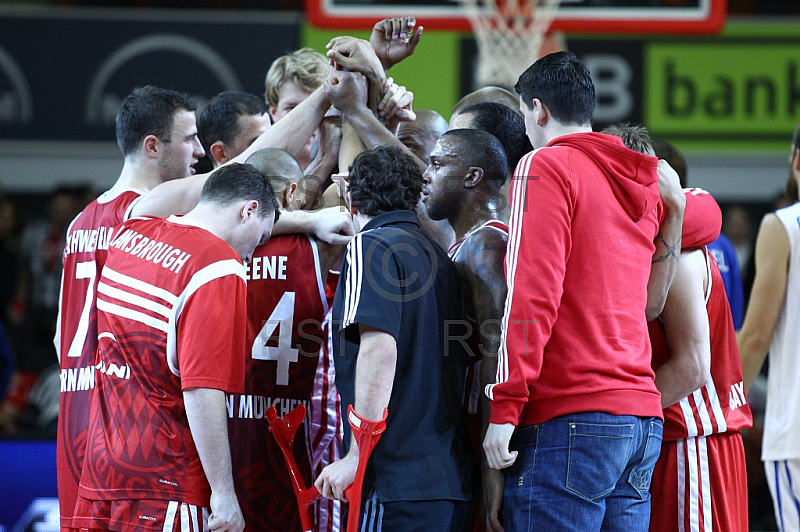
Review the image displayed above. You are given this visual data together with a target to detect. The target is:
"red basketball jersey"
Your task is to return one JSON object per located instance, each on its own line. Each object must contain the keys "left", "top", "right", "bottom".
{"left": 650, "top": 249, "right": 753, "bottom": 441}
{"left": 448, "top": 220, "right": 509, "bottom": 415}
{"left": 78, "top": 215, "right": 246, "bottom": 506}
{"left": 449, "top": 220, "right": 509, "bottom": 532}
{"left": 229, "top": 234, "right": 330, "bottom": 531}
{"left": 55, "top": 188, "right": 143, "bottom": 528}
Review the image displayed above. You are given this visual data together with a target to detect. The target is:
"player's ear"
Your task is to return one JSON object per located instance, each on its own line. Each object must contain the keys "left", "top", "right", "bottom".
{"left": 241, "top": 200, "right": 259, "bottom": 222}
{"left": 347, "top": 191, "right": 357, "bottom": 215}
{"left": 284, "top": 182, "right": 297, "bottom": 207}
{"left": 532, "top": 98, "right": 548, "bottom": 127}
{"left": 209, "top": 142, "right": 227, "bottom": 165}
{"left": 465, "top": 167, "right": 483, "bottom": 188}
{"left": 142, "top": 134, "right": 160, "bottom": 159}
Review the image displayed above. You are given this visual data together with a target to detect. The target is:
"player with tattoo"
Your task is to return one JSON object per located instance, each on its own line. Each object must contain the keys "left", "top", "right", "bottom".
{"left": 421, "top": 128, "right": 509, "bottom": 532}
{"left": 483, "top": 52, "right": 685, "bottom": 531}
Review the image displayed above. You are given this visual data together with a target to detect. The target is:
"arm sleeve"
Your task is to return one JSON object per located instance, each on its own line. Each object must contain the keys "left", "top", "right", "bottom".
{"left": 340, "top": 231, "right": 403, "bottom": 342}
{"left": 178, "top": 273, "right": 247, "bottom": 393}
{"left": 487, "top": 150, "right": 573, "bottom": 425}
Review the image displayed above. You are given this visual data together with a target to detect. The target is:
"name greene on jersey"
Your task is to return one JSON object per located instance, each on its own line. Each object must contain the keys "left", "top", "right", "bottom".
{"left": 244, "top": 255, "right": 288, "bottom": 281}
{"left": 63, "top": 225, "right": 116, "bottom": 257}
{"left": 107, "top": 227, "right": 191, "bottom": 273}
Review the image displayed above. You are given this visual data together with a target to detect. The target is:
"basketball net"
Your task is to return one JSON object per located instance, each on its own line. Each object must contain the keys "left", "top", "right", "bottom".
{"left": 457, "top": 0, "right": 562, "bottom": 88}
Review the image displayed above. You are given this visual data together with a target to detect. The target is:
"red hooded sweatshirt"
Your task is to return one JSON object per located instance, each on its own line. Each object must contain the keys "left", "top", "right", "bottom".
{"left": 487, "top": 132, "right": 665, "bottom": 426}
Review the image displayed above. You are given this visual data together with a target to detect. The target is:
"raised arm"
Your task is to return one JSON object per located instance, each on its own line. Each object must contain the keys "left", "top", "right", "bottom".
{"left": 184, "top": 387, "right": 243, "bottom": 532}
{"left": 369, "top": 16, "right": 423, "bottom": 72}
{"left": 326, "top": 37, "right": 386, "bottom": 112}
{"left": 654, "top": 249, "right": 711, "bottom": 408}
{"left": 296, "top": 114, "right": 342, "bottom": 210}
{"left": 738, "top": 213, "right": 790, "bottom": 390}
{"left": 271, "top": 207, "right": 354, "bottom": 246}
{"left": 647, "top": 159, "right": 686, "bottom": 320}
{"left": 325, "top": 70, "right": 424, "bottom": 172}
{"left": 131, "top": 86, "right": 331, "bottom": 218}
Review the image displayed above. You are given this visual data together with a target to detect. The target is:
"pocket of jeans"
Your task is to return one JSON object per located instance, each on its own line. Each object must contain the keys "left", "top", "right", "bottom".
{"left": 566, "top": 422, "right": 634, "bottom": 500}
{"left": 628, "top": 419, "right": 663, "bottom": 499}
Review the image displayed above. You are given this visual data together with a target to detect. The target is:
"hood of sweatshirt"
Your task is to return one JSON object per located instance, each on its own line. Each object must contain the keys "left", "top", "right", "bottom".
{"left": 549, "top": 132, "right": 659, "bottom": 222}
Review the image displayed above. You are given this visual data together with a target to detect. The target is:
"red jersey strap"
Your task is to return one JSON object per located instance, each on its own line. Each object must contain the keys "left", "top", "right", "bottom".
{"left": 448, "top": 220, "right": 509, "bottom": 259}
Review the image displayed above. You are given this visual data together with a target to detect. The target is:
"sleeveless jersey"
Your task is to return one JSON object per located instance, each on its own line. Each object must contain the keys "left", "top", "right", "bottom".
{"left": 55, "top": 188, "right": 143, "bottom": 528}
{"left": 447, "top": 220, "right": 509, "bottom": 416}
{"left": 79, "top": 215, "right": 247, "bottom": 506}
{"left": 450, "top": 220, "right": 509, "bottom": 532}
{"left": 228, "top": 234, "right": 330, "bottom": 531}
{"left": 649, "top": 248, "right": 753, "bottom": 441}
{"left": 763, "top": 202, "right": 800, "bottom": 460}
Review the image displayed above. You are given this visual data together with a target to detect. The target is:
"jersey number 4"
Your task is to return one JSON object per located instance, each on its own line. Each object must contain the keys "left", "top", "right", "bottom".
{"left": 67, "top": 261, "right": 97, "bottom": 358}
{"left": 251, "top": 292, "right": 299, "bottom": 386}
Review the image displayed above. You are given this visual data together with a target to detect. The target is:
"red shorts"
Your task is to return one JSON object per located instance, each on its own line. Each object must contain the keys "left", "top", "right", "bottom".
{"left": 650, "top": 431, "right": 748, "bottom": 532}
{"left": 73, "top": 496, "right": 208, "bottom": 532}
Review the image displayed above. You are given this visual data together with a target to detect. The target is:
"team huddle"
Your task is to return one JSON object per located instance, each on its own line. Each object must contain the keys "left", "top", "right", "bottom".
{"left": 54, "top": 14, "right": 796, "bottom": 532}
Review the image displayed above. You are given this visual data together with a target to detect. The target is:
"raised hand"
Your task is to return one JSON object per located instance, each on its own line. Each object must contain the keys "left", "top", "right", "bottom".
{"left": 326, "top": 36, "right": 385, "bottom": 84}
{"left": 324, "top": 70, "right": 369, "bottom": 115}
{"left": 379, "top": 77, "right": 415, "bottom": 131}
{"left": 370, "top": 16, "right": 423, "bottom": 71}
{"left": 657, "top": 159, "right": 686, "bottom": 206}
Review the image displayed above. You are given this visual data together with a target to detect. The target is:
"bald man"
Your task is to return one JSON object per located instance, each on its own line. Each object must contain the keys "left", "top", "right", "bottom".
{"left": 396, "top": 109, "right": 448, "bottom": 163}
{"left": 229, "top": 148, "right": 344, "bottom": 532}
{"left": 451, "top": 86, "right": 520, "bottom": 123}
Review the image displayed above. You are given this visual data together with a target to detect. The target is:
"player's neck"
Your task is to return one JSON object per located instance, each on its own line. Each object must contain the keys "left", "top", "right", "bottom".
{"left": 543, "top": 123, "right": 593, "bottom": 146}
{"left": 352, "top": 212, "right": 372, "bottom": 233}
{"left": 183, "top": 203, "right": 224, "bottom": 239}
{"left": 449, "top": 196, "right": 498, "bottom": 242}
{"left": 111, "top": 159, "right": 164, "bottom": 194}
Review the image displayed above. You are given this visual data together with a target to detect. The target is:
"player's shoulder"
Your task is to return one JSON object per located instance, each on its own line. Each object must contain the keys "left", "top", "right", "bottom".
{"left": 456, "top": 223, "right": 508, "bottom": 270}
{"left": 464, "top": 222, "right": 509, "bottom": 251}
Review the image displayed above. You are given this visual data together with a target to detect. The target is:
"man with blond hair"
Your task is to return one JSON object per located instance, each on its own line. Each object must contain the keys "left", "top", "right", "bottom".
{"left": 265, "top": 47, "right": 328, "bottom": 122}
{"left": 264, "top": 47, "right": 332, "bottom": 179}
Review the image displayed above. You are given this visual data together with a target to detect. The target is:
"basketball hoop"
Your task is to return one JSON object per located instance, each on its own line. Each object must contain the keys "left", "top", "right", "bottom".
{"left": 457, "top": 0, "right": 562, "bottom": 88}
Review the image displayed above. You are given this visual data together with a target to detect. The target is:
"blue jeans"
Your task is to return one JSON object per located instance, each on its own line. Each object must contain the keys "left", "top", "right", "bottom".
{"left": 503, "top": 412, "right": 663, "bottom": 532}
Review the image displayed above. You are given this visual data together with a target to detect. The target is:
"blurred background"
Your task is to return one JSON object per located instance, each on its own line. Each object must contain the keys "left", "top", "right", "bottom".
{"left": 0, "top": 0, "right": 794, "bottom": 529}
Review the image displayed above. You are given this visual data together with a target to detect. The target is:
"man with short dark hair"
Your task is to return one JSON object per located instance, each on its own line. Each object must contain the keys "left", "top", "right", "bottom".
{"left": 198, "top": 91, "right": 271, "bottom": 167}
{"left": 448, "top": 101, "right": 533, "bottom": 225}
{"left": 75, "top": 163, "right": 278, "bottom": 532}
{"left": 422, "top": 129, "right": 509, "bottom": 531}
{"left": 483, "top": 52, "right": 680, "bottom": 530}
{"left": 316, "top": 145, "right": 472, "bottom": 531}
{"left": 448, "top": 102, "right": 531, "bottom": 179}
{"left": 55, "top": 85, "right": 205, "bottom": 531}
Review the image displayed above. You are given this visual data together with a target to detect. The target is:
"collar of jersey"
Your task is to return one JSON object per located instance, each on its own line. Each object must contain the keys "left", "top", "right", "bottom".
{"left": 166, "top": 214, "right": 209, "bottom": 231}
{"left": 361, "top": 210, "right": 419, "bottom": 232}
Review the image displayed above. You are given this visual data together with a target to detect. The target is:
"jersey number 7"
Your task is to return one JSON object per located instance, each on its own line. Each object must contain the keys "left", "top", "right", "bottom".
{"left": 66, "top": 261, "right": 97, "bottom": 359}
